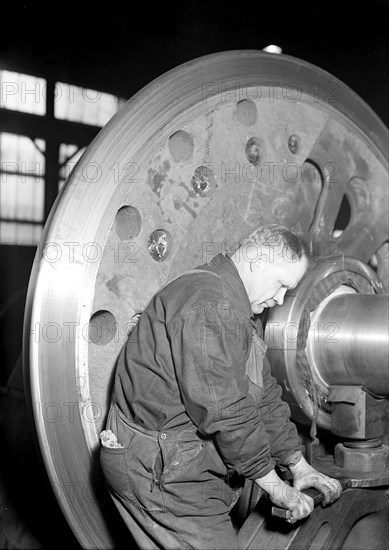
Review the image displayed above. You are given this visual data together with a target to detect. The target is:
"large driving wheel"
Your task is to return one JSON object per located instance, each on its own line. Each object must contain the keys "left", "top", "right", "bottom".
{"left": 23, "top": 50, "right": 388, "bottom": 548}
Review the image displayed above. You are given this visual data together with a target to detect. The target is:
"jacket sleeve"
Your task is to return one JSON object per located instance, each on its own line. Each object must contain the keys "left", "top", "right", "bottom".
{"left": 168, "top": 302, "right": 276, "bottom": 480}
{"left": 258, "top": 355, "right": 304, "bottom": 467}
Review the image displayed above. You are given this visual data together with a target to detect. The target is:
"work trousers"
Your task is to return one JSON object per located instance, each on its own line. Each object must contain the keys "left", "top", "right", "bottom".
{"left": 100, "top": 403, "right": 244, "bottom": 550}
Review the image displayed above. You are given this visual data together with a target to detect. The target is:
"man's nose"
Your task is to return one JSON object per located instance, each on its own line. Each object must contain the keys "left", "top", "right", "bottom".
{"left": 275, "top": 288, "right": 287, "bottom": 305}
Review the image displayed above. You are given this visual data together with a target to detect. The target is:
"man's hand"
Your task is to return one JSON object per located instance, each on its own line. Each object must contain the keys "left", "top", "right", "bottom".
{"left": 255, "top": 469, "right": 314, "bottom": 524}
{"left": 290, "top": 456, "right": 342, "bottom": 506}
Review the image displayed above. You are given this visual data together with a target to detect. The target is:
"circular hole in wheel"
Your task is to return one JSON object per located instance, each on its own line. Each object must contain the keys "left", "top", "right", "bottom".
{"left": 235, "top": 99, "right": 257, "bottom": 127}
{"left": 88, "top": 310, "right": 117, "bottom": 345}
{"left": 115, "top": 206, "right": 142, "bottom": 240}
{"left": 168, "top": 130, "right": 194, "bottom": 162}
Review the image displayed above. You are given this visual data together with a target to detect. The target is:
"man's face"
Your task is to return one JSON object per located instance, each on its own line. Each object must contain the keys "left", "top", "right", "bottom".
{"left": 248, "top": 254, "right": 308, "bottom": 314}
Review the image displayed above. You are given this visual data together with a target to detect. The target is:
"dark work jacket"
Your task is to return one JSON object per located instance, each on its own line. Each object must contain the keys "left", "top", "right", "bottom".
{"left": 113, "top": 254, "right": 303, "bottom": 480}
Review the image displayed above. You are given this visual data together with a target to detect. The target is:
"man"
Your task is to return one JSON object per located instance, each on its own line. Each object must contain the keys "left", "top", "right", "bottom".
{"left": 100, "top": 224, "right": 342, "bottom": 550}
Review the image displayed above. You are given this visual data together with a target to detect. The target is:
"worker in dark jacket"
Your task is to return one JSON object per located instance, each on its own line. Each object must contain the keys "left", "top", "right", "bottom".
{"left": 100, "top": 224, "right": 341, "bottom": 550}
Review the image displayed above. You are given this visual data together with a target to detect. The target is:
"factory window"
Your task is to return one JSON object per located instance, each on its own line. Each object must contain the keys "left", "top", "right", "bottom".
{"left": 1, "top": 69, "right": 126, "bottom": 246}
{"left": 0, "top": 133, "right": 45, "bottom": 245}
{"left": 0, "top": 70, "right": 46, "bottom": 115}
{"left": 58, "top": 144, "right": 87, "bottom": 191}
{"left": 54, "top": 82, "right": 125, "bottom": 126}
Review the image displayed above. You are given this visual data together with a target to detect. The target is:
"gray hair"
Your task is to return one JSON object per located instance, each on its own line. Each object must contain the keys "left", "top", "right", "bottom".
{"left": 241, "top": 223, "right": 311, "bottom": 263}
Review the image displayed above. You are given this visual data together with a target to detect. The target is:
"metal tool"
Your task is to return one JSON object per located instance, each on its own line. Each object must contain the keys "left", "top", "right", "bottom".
{"left": 271, "top": 477, "right": 352, "bottom": 520}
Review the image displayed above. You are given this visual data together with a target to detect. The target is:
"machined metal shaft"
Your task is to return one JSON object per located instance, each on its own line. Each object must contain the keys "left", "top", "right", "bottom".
{"left": 307, "top": 293, "right": 389, "bottom": 396}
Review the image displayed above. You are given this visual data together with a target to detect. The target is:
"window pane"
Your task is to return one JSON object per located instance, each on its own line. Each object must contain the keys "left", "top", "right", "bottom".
{"left": 58, "top": 143, "right": 86, "bottom": 190}
{"left": 0, "top": 221, "right": 42, "bottom": 245}
{"left": 0, "top": 171, "right": 17, "bottom": 218}
{"left": 54, "top": 82, "right": 123, "bottom": 126}
{"left": 59, "top": 143, "right": 86, "bottom": 179}
{"left": 0, "top": 70, "right": 46, "bottom": 115}
{"left": 1, "top": 174, "right": 44, "bottom": 221}
{"left": 1, "top": 132, "right": 46, "bottom": 174}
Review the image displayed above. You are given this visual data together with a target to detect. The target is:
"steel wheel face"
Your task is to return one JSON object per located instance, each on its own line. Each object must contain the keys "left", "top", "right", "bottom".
{"left": 23, "top": 50, "right": 388, "bottom": 547}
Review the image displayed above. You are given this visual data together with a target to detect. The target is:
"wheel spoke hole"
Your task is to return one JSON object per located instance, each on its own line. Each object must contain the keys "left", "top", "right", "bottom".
{"left": 168, "top": 130, "right": 194, "bottom": 162}
{"left": 115, "top": 206, "right": 142, "bottom": 240}
{"left": 88, "top": 310, "right": 117, "bottom": 345}
{"left": 298, "top": 160, "right": 323, "bottom": 231}
{"left": 332, "top": 194, "right": 351, "bottom": 238}
{"left": 235, "top": 99, "right": 257, "bottom": 127}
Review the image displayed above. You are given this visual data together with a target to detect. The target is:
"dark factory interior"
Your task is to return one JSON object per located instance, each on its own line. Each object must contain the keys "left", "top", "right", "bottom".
{"left": 0, "top": 1, "right": 388, "bottom": 549}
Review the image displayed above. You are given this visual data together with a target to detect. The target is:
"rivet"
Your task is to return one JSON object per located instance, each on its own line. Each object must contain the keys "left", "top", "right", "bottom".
{"left": 245, "top": 137, "right": 262, "bottom": 165}
{"left": 192, "top": 166, "right": 216, "bottom": 196}
{"left": 148, "top": 229, "right": 172, "bottom": 262}
{"left": 288, "top": 134, "right": 301, "bottom": 155}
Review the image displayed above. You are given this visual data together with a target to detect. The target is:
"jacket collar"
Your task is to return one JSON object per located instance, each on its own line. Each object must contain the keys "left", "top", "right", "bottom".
{"left": 209, "top": 254, "right": 252, "bottom": 319}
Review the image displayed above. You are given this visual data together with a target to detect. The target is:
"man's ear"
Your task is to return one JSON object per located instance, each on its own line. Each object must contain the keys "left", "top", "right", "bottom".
{"left": 244, "top": 243, "right": 269, "bottom": 270}
{"left": 249, "top": 256, "right": 265, "bottom": 272}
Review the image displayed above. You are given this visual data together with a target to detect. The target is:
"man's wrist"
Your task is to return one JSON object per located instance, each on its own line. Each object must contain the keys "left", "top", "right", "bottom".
{"left": 289, "top": 455, "right": 307, "bottom": 475}
{"left": 254, "top": 468, "right": 285, "bottom": 497}
{"left": 278, "top": 449, "right": 303, "bottom": 472}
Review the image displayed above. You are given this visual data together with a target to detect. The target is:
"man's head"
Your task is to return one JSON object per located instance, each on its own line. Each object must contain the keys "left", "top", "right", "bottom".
{"left": 231, "top": 224, "right": 311, "bottom": 314}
